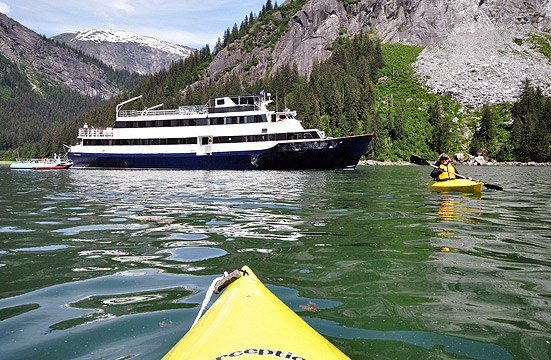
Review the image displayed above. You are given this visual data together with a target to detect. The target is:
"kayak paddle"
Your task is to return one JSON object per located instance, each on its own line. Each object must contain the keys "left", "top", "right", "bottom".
{"left": 410, "top": 155, "right": 503, "bottom": 191}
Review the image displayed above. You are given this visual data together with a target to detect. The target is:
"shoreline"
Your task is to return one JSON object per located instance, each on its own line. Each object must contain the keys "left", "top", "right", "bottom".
{"left": 359, "top": 160, "right": 551, "bottom": 166}
{"left": 2, "top": 160, "right": 550, "bottom": 167}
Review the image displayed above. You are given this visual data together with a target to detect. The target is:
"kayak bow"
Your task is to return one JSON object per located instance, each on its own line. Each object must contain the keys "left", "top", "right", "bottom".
{"left": 162, "top": 266, "right": 350, "bottom": 360}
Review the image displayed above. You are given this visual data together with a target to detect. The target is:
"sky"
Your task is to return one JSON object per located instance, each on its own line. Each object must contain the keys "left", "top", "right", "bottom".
{"left": 0, "top": 0, "right": 268, "bottom": 49}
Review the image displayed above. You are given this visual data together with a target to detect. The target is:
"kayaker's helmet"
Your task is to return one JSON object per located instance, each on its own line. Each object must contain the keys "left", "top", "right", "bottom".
{"left": 437, "top": 153, "right": 451, "bottom": 164}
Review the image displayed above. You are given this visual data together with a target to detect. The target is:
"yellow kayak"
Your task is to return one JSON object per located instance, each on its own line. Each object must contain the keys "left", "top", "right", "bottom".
{"left": 427, "top": 179, "right": 483, "bottom": 193}
{"left": 162, "top": 266, "right": 350, "bottom": 360}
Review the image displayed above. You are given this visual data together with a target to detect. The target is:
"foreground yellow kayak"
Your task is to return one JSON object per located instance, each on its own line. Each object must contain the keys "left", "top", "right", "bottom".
{"left": 163, "top": 266, "right": 350, "bottom": 360}
{"left": 427, "top": 179, "right": 483, "bottom": 193}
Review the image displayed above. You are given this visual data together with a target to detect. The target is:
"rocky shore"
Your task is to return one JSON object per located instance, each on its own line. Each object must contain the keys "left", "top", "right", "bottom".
{"left": 359, "top": 160, "right": 551, "bottom": 166}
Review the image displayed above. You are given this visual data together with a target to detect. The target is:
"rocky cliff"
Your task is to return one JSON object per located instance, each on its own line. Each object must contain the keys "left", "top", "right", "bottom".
{"left": 52, "top": 29, "right": 194, "bottom": 75}
{"left": 0, "top": 13, "right": 119, "bottom": 99}
{"left": 202, "top": 0, "right": 551, "bottom": 107}
{"left": 348, "top": 0, "right": 551, "bottom": 46}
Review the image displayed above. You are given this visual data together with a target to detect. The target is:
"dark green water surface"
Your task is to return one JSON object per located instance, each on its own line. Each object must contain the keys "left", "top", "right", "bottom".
{"left": 0, "top": 165, "right": 550, "bottom": 359}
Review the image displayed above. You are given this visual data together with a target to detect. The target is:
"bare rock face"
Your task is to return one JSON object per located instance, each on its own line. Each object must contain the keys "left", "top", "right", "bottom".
{"left": 201, "top": 0, "right": 551, "bottom": 98}
{"left": 272, "top": 0, "right": 347, "bottom": 77}
{"left": 347, "top": 0, "right": 551, "bottom": 46}
{"left": 0, "top": 14, "right": 119, "bottom": 99}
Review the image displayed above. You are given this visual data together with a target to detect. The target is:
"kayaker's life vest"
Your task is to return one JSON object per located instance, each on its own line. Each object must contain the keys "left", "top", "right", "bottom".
{"left": 438, "top": 163, "right": 456, "bottom": 180}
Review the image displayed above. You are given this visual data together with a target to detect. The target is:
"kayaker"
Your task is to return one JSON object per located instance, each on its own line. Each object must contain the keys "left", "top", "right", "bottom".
{"left": 431, "top": 153, "right": 470, "bottom": 181}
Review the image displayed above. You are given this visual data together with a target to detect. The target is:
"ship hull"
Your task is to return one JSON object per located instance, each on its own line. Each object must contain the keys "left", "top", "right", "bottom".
{"left": 69, "top": 134, "right": 372, "bottom": 170}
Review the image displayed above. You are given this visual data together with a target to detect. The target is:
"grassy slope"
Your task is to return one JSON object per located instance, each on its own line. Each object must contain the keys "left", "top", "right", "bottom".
{"left": 374, "top": 43, "right": 512, "bottom": 161}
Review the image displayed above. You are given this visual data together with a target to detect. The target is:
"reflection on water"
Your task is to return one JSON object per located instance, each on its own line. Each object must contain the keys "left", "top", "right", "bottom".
{"left": 0, "top": 166, "right": 550, "bottom": 359}
{"left": 436, "top": 194, "right": 482, "bottom": 224}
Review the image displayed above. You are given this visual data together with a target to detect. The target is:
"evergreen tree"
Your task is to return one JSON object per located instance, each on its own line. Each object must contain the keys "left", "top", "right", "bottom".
{"left": 369, "top": 110, "right": 384, "bottom": 159}
{"left": 470, "top": 104, "right": 495, "bottom": 156}
{"left": 429, "top": 100, "right": 449, "bottom": 154}
{"left": 510, "top": 80, "right": 548, "bottom": 162}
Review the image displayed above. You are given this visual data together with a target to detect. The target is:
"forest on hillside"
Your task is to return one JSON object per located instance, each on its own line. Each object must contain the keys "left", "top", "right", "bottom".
{"left": 0, "top": 37, "right": 145, "bottom": 160}
{"left": 0, "top": 53, "right": 104, "bottom": 154}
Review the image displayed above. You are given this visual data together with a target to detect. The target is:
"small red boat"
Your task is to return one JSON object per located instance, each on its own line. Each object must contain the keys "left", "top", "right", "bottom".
{"left": 10, "top": 157, "right": 73, "bottom": 170}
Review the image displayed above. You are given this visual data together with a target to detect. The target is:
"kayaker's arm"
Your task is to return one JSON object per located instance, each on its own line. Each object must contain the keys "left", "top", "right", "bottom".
{"left": 430, "top": 167, "right": 443, "bottom": 179}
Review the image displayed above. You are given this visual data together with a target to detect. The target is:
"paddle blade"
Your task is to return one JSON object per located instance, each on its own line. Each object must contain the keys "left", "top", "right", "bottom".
{"left": 410, "top": 155, "right": 430, "bottom": 166}
{"left": 483, "top": 183, "right": 503, "bottom": 191}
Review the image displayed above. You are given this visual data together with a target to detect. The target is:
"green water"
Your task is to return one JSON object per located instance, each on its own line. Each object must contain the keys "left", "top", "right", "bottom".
{"left": 0, "top": 165, "right": 550, "bottom": 359}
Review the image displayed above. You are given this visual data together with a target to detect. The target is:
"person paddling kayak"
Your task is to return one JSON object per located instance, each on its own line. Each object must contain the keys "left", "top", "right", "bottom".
{"left": 430, "top": 153, "right": 471, "bottom": 181}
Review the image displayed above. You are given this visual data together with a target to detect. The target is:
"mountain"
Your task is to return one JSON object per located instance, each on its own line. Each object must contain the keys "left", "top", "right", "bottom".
{"left": 202, "top": 0, "right": 551, "bottom": 107}
{"left": 0, "top": 13, "right": 146, "bottom": 154}
{"left": 0, "top": 13, "right": 120, "bottom": 99}
{"left": 52, "top": 29, "right": 194, "bottom": 75}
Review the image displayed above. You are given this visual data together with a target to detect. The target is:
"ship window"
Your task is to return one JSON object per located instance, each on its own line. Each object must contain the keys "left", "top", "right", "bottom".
{"left": 217, "top": 99, "right": 224, "bottom": 106}
{"left": 197, "top": 118, "right": 208, "bottom": 126}
{"left": 189, "top": 119, "right": 196, "bottom": 126}
{"left": 215, "top": 118, "right": 224, "bottom": 125}
{"left": 246, "top": 116, "right": 255, "bottom": 123}
{"left": 138, "top": 122, "right": 146, "bottom": 128}
{"left": 163, "top": 120, "right": 171, "bottom": 127}
{"left": 229, "top": 117, "right": 238, "bottom": 124}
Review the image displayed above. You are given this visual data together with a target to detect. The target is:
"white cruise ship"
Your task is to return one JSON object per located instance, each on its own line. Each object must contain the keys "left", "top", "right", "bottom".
{"left": 68, "top": 93, "right": 372, "bottom": 170}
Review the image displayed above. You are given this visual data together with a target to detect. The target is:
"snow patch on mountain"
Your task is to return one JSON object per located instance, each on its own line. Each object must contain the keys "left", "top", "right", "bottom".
{"left": 71, "top": 29, "right": 192, "bottom": 58}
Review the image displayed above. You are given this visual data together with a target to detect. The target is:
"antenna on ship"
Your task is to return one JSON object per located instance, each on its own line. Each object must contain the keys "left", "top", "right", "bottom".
{"left": 143, "top": 103, "right": 164, "bottom": 115}
{"left": 116, "top": 95, "right": 143, "bottom": 118}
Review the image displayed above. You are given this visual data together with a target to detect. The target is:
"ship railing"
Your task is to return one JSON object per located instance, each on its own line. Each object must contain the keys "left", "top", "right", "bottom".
{"left": 117, "top": 105, "right": 208, "bottom": 118}
{"left": 78, "top": 127, "right": 114, "bottom": 138}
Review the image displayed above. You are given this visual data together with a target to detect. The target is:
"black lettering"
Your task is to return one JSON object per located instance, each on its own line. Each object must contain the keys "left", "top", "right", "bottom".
{"left": 211, "top": 349, "right": 306, "bottom": 360}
